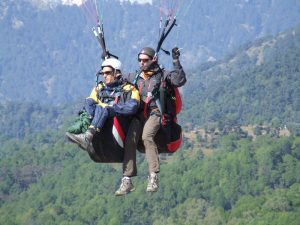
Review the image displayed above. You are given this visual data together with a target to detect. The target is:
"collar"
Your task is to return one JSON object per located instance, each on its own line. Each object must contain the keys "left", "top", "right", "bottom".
{"left": 105, "top": 79, "right": 123, "bottom": 88}
{"left": 140, "top": 71, "right": 154, "bottom": 79}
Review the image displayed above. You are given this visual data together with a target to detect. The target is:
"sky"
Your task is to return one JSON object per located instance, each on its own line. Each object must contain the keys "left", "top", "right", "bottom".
{"left": 60, "top": 0, "right": 152, "bottom": 6}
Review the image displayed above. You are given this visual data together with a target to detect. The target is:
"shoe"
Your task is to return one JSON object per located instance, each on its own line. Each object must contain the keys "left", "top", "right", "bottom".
{"left": 115, "top": 177, "right": 135, "bottom": 196}
{"left": 65, "top": 130, "right": 93, "bottom": 150}
{"left": 146, "top": 172, "right": 159, "bottom": 192}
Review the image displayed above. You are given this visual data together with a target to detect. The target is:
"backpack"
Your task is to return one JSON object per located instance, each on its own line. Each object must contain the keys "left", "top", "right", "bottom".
{"left": 158, "top": 79, "right": 183, "bottom": 153}
{"left": 132, "top": 68, "right": 183, "bottom": 154}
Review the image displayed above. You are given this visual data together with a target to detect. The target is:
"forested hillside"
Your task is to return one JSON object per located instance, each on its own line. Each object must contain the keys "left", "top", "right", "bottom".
{"left": 1, "top": 0, "right": 300, "bottom": 105}
{"left": 0, "top": 101, "right": 74, "bottom": 138}
{"left": 0, "top": 126, "right": 299, "bottom": 224}
{"left": 0, "top": 1, "right": 300, "bottom": 224}
{"left": 181, "top": 24, "right": 300, "bottom": 130}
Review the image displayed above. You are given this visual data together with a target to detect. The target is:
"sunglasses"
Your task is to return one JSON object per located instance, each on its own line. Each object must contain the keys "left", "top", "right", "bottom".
{"left": 101, "top": 70, "right": 114, "bottom": 76}
{"left": 138, "top": 58, "right": 151, "bottom": 63}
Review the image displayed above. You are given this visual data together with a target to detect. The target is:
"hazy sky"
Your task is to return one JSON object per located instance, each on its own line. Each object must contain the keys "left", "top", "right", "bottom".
{"left": 60, "top": 0, "right": 152, "bottom": 6}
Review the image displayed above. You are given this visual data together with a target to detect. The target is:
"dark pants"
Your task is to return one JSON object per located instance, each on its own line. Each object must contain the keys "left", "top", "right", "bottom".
{"left": 85, "top": 98, "right": 96, "bottom": 118}
{"left": 85, "top": 98, "right": 110, "bottom": 130}
{"left": 91, "top": 106, "right": 109, "bottom": 130}
{"left": 123, "top": 118, "right": 142, "bottom": 177}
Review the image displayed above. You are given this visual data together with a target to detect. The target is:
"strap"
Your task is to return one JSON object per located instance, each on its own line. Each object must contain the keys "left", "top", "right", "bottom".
{"left": 159, "top": 79, "right": 167, "bottom": 115}
{"left": 112, "top": 95, "right": 125, "bottom": 148}
{"left": 143, "top": 95, "right": 150, "bottom": 119}
{"left": 133, "top": 70, "right": 142, "bottom": 85}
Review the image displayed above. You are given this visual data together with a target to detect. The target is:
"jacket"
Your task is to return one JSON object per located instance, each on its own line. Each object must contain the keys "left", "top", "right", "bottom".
{"left": 125, "top": 59, "right": 186, "bottom": 116}
{"left": 87, "top": 79, "right": 140, "bottom": 116}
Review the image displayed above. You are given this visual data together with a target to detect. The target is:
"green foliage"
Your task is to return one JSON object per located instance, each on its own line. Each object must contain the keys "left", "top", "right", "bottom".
{"left": 0, "top": 100, "right": 82, "bottom": 138}
{"left": 1, "top": 127, "right": 300, "bottom": 224}
{"left": 2, "top": 1, "right": 300, "bottom": 105}
{"left": 181, "top": 24, "right": 300, "bottom": 129}
{"left": 1, "top": 2, "right": 300, "bottom": 224}
{"left": 67, "top": 111, "right": 91, "bottom": 134}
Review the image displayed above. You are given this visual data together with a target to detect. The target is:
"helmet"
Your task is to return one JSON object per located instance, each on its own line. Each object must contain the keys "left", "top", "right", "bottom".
{"left": 101, "top": 58, "right": 122, "bottom": 71}
{"left": 138, "top": 47, "right": 155, "bottom": 59}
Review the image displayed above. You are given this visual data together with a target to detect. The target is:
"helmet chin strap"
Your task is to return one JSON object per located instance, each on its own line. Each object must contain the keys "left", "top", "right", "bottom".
{"left": 115, "top": 73, "right": 122, "bottom": 79}
{"left": 113, "top": 68, "right": 122, "bottom": 79}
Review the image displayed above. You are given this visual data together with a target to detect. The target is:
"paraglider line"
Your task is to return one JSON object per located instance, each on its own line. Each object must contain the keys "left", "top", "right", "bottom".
{"left": 81, "top": 0, "right": 100, "bottom": 25}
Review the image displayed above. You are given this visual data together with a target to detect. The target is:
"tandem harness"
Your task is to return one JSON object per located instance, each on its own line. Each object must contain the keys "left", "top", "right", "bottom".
{"left": 133, "top": 68, "right": 182, "bottom": 120}
{"left": 96, "top": 82, "right": 133, "bottom": 148}
{"left": 96, "top": 82, "right": 132, "bottom": 106}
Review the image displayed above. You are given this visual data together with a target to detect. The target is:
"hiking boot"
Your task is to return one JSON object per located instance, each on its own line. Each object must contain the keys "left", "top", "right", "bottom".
{"left": 146, "top": 172, "right": 159, "bottom": 192}
{"left": 115, "top": 177, "right": 135, "bottom": 196}
{"left": 65, "top": 130, "right": 94, "bottom": 150}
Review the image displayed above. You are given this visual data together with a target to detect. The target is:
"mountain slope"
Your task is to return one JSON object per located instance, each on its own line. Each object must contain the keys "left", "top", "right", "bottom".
{"left": 181, "top": 25, "right": 300, "bottom": 129}
{"left": 1, "top": 0, "right": 300, "bottom": 104}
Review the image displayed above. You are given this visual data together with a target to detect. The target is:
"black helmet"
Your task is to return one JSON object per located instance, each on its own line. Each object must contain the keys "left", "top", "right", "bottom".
{"left": 138, "top": 47, "right": 155, "bottom": 59}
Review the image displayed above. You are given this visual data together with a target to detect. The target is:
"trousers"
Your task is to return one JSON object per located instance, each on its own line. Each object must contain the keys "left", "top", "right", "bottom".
{"left": 142, "top": 113, "right": 161, "bottom": 173}
{"left": 123, "top": 118, "right": 142, "bottom": 177}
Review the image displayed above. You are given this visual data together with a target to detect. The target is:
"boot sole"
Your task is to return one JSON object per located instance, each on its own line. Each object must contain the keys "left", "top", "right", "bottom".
{"left": 115, "top": 188, "right": 136, "bottom": 196}
{"left": 146, "top": 188, "right": 158, "bottom": 192}
{"left": 146, "top": 185, "right": 159, "bottom": 192}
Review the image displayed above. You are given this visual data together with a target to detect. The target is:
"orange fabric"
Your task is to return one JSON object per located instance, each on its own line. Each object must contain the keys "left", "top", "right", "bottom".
{"left": 142, "top": 71, "right": 154, "bottom": 80}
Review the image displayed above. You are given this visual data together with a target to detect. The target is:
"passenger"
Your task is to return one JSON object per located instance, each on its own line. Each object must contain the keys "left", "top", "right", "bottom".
{"left": 66, "top": 58, "right": 140, "bottom": 195}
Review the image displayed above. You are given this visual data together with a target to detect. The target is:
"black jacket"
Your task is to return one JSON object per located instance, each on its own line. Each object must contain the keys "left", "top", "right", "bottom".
{"left": 125, "top": 59, "right": 186, "bottom": 114}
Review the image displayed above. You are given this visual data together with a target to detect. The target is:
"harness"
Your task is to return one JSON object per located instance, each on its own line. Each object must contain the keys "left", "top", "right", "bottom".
{"left": 96, "top": 81, "right": 132, "bottom": 105}
{"left": 133, "top": 67, "right": 182, "bottom": 123}
{"left": 133, "top": 67, "right": 164, "bottom": 118}
{"left": 96, "top": 81, "right": 133, "bottom": 149}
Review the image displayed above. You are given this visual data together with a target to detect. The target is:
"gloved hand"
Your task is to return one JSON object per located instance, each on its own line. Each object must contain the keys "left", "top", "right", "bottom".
{"left": 172, "top": 47, "right": 180, "bottom": 60}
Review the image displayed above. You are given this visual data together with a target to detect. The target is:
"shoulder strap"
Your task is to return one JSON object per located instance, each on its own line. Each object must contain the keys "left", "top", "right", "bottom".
{"left": 96, "top": 81, "right": 105, "bottom": 90}
{"left": 120, "top": 81, "right": 132, "bottom": 91}
{"left": 133, "top": 70, "right": 142, "bottom": 85}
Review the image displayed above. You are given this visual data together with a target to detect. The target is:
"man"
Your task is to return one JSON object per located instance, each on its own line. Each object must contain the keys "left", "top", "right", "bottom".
{"left": 126, "top": 46, "right": 186, "bottom": 192}
{"left": 66, "top": 57, "right": 140, "bottom": 195}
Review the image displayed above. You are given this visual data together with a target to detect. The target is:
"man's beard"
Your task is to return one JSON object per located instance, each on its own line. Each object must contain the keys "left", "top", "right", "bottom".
{"left": 141, "top": 61, "right": 156, "bottom": 71}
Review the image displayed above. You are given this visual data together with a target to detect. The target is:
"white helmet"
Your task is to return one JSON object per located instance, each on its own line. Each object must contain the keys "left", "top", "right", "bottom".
{"left": 101, "top": 58, "right": 122, "bottom": 71}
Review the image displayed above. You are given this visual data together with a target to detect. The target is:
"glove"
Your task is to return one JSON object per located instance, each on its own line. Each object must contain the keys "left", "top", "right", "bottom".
{"left": 172, "top": 47, "right": 180, "bottom": 60}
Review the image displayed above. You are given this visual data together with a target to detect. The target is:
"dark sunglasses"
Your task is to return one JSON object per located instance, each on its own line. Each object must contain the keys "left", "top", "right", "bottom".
{"left": 101, "top": 70, "right": 114, "bottom": 76}
{"left": 138, "top": 58, "right": 151, "bottom": 63}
